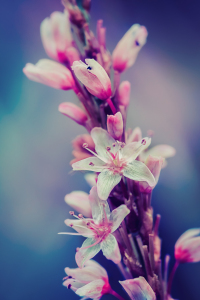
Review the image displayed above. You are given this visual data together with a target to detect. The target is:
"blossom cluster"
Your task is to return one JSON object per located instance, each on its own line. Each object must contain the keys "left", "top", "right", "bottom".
{"left": 23, "top": 1, "right": 200, "bottom": 299}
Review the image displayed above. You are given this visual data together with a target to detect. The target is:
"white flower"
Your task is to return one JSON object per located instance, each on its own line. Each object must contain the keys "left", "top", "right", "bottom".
{"left": 63, "top": 260, "right": 111, "bottom": 300}
{"left": 72, "top": 127, "right": 155, "bottom": 200}
{"left": 59, "top": 186, "right": 130, "bottom": 267}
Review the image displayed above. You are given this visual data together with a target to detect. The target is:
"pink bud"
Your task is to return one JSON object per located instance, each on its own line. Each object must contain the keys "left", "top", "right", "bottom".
{"left": 118, "top": 81, "right": 131, "bottom": 106}
{"left": 119, "top": 276, "right": 156, "bottom": 300}
{"left": 40, "top": 10, "right": 74, "bottom": 63}
{"left": 112, "top": 24, "right": 148, "bottom": 73}
{"left": 175, "top": 228, "right": 200, "bottom": 263}
{"left": 64, "top": 191, "right": 92, "bottom": 218}
{"left": 107, "top": 112, "right": 123, "bottom": 140}
{"left": 58, "top": 102, "right": 88, "bottom": 126}
{"left": 23, "top": 59, "right": 75, "bottom": 90}
{"left": 72, "top": 59, "right": 112, "bottom": 100}
{"left": 139, "top": 155, "right": 163, "bottom": 193}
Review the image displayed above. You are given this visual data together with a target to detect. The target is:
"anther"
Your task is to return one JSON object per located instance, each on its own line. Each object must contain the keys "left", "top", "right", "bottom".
{"left": 78, "top": 214, "right": 83, "bottom": 219}
{"left": 87, "top": 66, "right": 92, "bottom": 70}
{"left": 86, "top": 222, "right": 91, "bottom": 226}
{"left": 69, "top": 211, "right": 75, "bottom": 215}
{"left": 141, "top": 139, "right": 146, "bottom": 145}
{"left": 135, "top": 40, "right": 140, "bottom": 46}
{"left": 106, "top": 146, "right": 111, "bottom": 151}
{"left": 112, "top": 143, "right": 116, "bottom": 147}
{"left": 76, "top": 247, "right": 80, "bottom": 252}
{"left": 83, "top": 143, "right": 88, "bottom": 148}
{"left": 69, "top": 223, "right": 73, "bottom": 227}
{"left": 89, "top": 162, "right": 94, "bottom": 166}
{"left": 68, "top": 284, "right": 72, "bottom": 289}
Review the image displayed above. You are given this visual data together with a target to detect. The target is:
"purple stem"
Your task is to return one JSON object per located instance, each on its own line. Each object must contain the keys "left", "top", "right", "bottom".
{"left": 109, "top": 289, "right": 126, "bottom": 300}
{"left": 107, "top": 97, "right": 117, "bottom": 114}
{"left": 167, "top": 260, "right": 179, "bottom": 296}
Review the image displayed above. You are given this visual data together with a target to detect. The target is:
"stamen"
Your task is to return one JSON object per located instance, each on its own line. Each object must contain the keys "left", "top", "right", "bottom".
{"left": 89, "top": 162, "right": 94, "bottom": 166}
{"left": 78, "top": 214, "right": 83, "bottom": 219}
{"left": 80, "top": 237, "right": 102, "bottom": 250}
{"left": 69, "top": 211, "right": 74, "bottom": 215}
{"left": 83, "top": 143, "right": 88, "bottom": 148}
{"left": 141, "top": 139, "right": 146, "bottom": 145}
{"left": 106, "top": 146, "right": 111, "bottom": 151}
{"left": 83, "top": 145, "right": 107, "bottom": 163}
{"left": 68, "top": 284, "right": 72, "bottom": 289}
{"left": 87, "top": 66, "right": 92, "bottom": 70}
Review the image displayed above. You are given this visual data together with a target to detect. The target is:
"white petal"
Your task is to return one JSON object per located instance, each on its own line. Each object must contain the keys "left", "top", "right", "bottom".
{"left": 91, "top": 128, "right": 118, "bottom": 162}
{"left": 65, "top": 260, "right": 108, "bottom": 283}
{"left": 64, "top": 219, "right": 94, "bottom": 237}
{"left": 101, "top": 234, "right": 121, "bottom": 264}
{"left": 123, "top": 160, "right": 155, "bottom": 187}
{"left": 111, "top": 205, "right": 130, "bottom": 233}
{"left": 122, "top": 137, "right": 151, "bottom": 162}
{"left": 143, "top": 144, "right": 176, "bottom": 160}
{"left": 76, "top": 279, "right": 105, "bottom": 298}
{"left": 89, "top": 187, "right": 110, "bottom": 223}
{"left": 72, "top": 157, "right": 106, "bottom": 172}
{"left": 97, "top": 169, "right": 121, "bottom": 200}
{"left": 65, "top": 191, "right": 92, "bottom": 218}
{"left": 75, "top": 238, "right": 101, "bottom": 268}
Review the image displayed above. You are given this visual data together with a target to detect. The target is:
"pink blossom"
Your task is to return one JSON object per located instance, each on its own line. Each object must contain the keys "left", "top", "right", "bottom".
{"left": 72, "top": 128, "right": 155, "bottom": 200}
{"left": 40, "top": 10, "right": 79, "bottom": 63}
{"left": 59, "top": 186, "right": 130, "bottom": 267}
{"left": 112, "top": 24, "right": 148, "bottom": 73}
{"left": 23, "top": 59, "right": 75, "bottom": 90}
{"left": 65, "top": 191, "right": 92, "bottom": 218}
{"left": 107, "top": 112, "right": 123, "bottom": 140}
{"left": 119, "top": 276, "right": 156, "bottom": 300}
{"left": 118, "top": 81, "right": 131, "bottom": 107}
{"left": 58, "top": 102, "right": 88, "bottom": 126}
{"left": 72, "top": 59, "right": 112, "bottom": 100}
{"left": 63, "top": 260, "right": 111, "bottom": 299}
{"left": 175, "top": 228, "right": 200, "bottom": 263}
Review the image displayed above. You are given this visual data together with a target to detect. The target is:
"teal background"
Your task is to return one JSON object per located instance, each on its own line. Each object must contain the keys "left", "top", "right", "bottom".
{"left": 0, "top": 0, "right": 200, "bottom": 299}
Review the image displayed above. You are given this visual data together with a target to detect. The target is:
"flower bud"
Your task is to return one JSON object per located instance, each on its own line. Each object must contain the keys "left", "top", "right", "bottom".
{"left": 23, "top": 59, "right": 75, "bottom": 90}
{"left": 72, "top": 59, "right": 112, "bottom": 100}
{"left": 58, "top": 102, "right": 88, "bottom": 126}
{"left": 112, "top": 24, "right": 148, "bottom": 73}
{"left": 40, "top": 10, "right": 74, "bottom": 63}
{"left": 175, "top": 228, "right": 200, "bottom": 263}
{"left": 118, "top": 81, "right": 131, "bottom": 107}
{"left": 107, "top": 112, "right": 123, "bottom": 140}
{"left": 139, "top": 155, "right": 163, "bottom": 193}
{"left": 119, "top": 276, "right": 156, "bottom": 300}
{"left": 65, "top": 191, "right": 92, "bottom": 218}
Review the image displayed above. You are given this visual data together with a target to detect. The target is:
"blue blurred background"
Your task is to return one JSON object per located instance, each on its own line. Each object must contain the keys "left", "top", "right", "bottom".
{"left": 0, "top": 0, "right": 200, "bottom": 299}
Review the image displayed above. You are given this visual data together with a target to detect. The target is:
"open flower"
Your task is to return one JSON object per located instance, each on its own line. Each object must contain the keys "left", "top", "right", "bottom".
{"left": 119, "top": 276, "right": 156, "bottom": 300}
{"left": 175, "top": 228, "right": 200, "bottom": 263}
{"left": 63, "top": 260, "right": 111, "bottom": 300}
{"left": 112, "top": 24, "right": 148, "bottom": 73}
{"left": 59, "top": 186, "right": 130, "bottom": 267}
{"left": 72, "top": 127, "right": 155, "bottom": 200}
{"left": 23, "top": 59, "right": 75, "bottom": 90}
{"left": 72, "top": 59, "right": 112, "bottom": 100}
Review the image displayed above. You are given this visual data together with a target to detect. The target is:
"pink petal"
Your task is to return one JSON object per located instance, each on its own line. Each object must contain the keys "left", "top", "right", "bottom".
{"left": 58, "top": 102, "right": 88, "bottom": 126}
{"left": 64, "top": 191, "right": 92, "bottom": 218}
{"left": 23, "top": 59, "right": 74, "bottom": 90}
{"left": 118, "top": 81, "right": 131, "bottom": 107}
{"left": 119, "top": 277, "right": 156, "bottom": 300}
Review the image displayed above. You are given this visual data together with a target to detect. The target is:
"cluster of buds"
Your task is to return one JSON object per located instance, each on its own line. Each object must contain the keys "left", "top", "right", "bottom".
{"left": 23, "top": 1, "right": 199, "bottom": 300}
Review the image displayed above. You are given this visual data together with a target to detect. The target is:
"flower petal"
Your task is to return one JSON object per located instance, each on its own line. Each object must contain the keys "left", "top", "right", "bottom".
{"left": 101, "top": 234, "right": 121, "bottom": 264}
{"left": 64, "top": 219, "right": 94, "bottom": 237}
{"left": 64, "top": 191, "right": 92, "bottom": 218}
{"left": 75, "top": 237, "right": 101, "bottom": 268}
{"left": 127, "top": 126, "right": 142, "bottom": 143}
{"left": 143, "top": 144, "right": 176, "bottom": 160}
{"left": 111, "top": 205, "right": 130, "bottom": 233}
{"left": 119, "top": 276, "right": 156, "bottom": 300}
{"left": 72, "top": 157, "right": 106, "bottom": 172}
{"left": 89, "top": 186, "right": 110, "bottom": 223}
{"left": 97, "top": 169, "right": 121, "bottom": 200}
{"left": 122, "top": 137, "right": 151, "bottom": 162}
{"left": 64, "top": 260, "right": 108, "bottom": 283}
{"left": 123, "top": 160, "right": 155, "bottom": 187}
{"left": 84, "top": 173, "right": 97, "bottom": 187}
{"left": 76, "top": 279, "right": 106, "bottom": 299}
{"left": 91, "top": 127, "right": 118, "bottom": 162}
